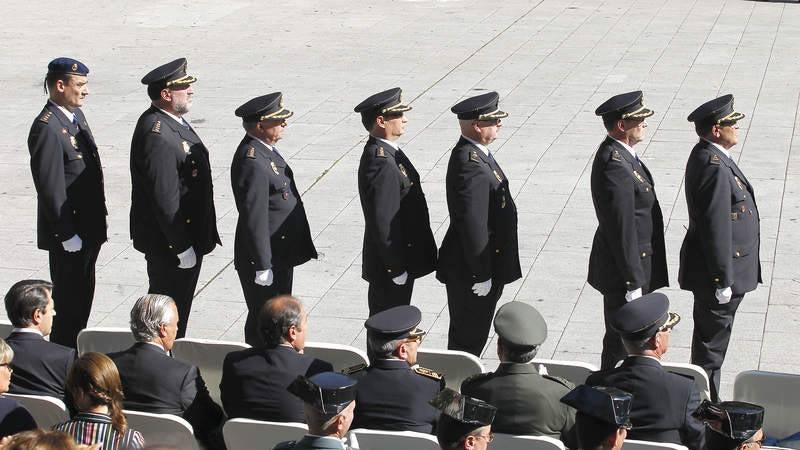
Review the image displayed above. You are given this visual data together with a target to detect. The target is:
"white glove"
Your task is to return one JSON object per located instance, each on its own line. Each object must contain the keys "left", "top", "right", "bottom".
{"left": 61, "top": 234, "right": 83, "bottom": 252}
{"left": 177, "top": 247, "right": 197, "bottom": 269}
{"left": 625, "top": 288, "right": 642, "bottom": 302}
{"left": 392, "top": 271, "right": 408, "bottom": 286}
{"left": 537, "top": 364, "right": 549, "bottom": 376}
{"left": 715, "top": 286, "right": 732, "bottom": 304}
{"left": 255, "top": 269, "right": 274, "bottom": 286}
{"left": 472, "top": 279, "right": 492, "bottom": 297}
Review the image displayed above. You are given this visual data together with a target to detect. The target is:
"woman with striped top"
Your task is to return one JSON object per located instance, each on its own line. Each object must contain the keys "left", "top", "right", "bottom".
{"left": 53, "top": 352, "right": 145, "bottom": 450}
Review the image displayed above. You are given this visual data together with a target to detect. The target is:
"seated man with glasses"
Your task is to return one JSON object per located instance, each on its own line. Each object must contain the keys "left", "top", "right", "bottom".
{"left": 561, "top": 385, "right": 633, "bottom": 450}
{"left": 586, "top": 292, "right": 705, "bottom": 450}
{"left": 693, "top": 400, "right": 765, "bottom": 450}
{"left": 430, "top": 388, "right": 497, "bottom": 450}
{"left": 347, "top": 305, "right": 444, "bottom": 433}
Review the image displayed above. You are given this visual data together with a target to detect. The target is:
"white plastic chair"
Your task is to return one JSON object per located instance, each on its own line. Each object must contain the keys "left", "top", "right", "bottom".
{"left": 623, "top": 439, "right": 688, "bottom": 450}
{"left": 77, "top": 327, "right": 136, "bottom": 355}
{"left": 4, "top": 393, "right": 68, "bottom": 429}
{"left": 124, "top": 409, "right": 198, "bottom": 450}
{"left": 171, "top": 338, "right": 250, "bottom": 406}
{"left": 662, "top": 362, "right": 711, "bottom": 401}
{"left": 416, "top": 348, "right": 486, "bottom": 389}
{"left": 734, "top": 370, "right": 800, "bottom": 439}
{"left": 223, "top": 418, "right": 308, "bottom": 450}
{"left": 0, "top": 320, "right": 13, "bottom": 337}
{"left": 529, "top": 358, "right": 599, "bottom": 385}
{"left": 349, "top": 428, "right": 440, "bottom": 450}
{"left": 303, "top": 341, "right": 369, "bottom": 373}
{"left": 492, "top": 434, "right": 566, "bottom": 450}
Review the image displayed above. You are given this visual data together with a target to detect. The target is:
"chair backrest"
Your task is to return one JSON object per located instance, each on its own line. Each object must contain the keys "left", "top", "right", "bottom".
{"left": 171, "top": 338, "right": 250, "bottom": 406}
{"left": 0, "top": 320, "right": 13, "bottom": 338}
{"left": 124, "top": 409, "right": 198, "bottom": 450}
{"left": 661, "top": 362, "right": 711, "bottom": 401}
{"left": 492, "top": 434, "right": 566, "bottom": 450}
{"left": 349, "top": 428, "right": 440, "bottom": 450}
{"left": 223, "top": 418, "right": 308, "bottom": 450}
{"left": 624, "top": 439, "right": 689, "bottom": 450}
{"left": 4, "top": 393, "right": 68, "bottom": 429}
{"left": 77, "top": 327, "right": 136, "bottom": 355}
{"left": 416, "top": 348, "right": 486, "bottom": 389}
{"left": 529, "top": 358, "right": 599, "bottom": 385}
{"left": 734, "top": 370, "right": 800, "bottom": 439}
{"left": 303, "top": 341, "right": 369, "bottom": 373}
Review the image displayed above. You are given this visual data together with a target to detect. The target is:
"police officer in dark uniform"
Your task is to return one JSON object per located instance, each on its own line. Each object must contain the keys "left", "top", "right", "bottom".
{"left": 129, "top": 58, "right": 220, "bottom": 338}
{"left": 354, "top": 88, "right": 437, "bottom": 316}
{"left": 692, "top": 400, "right": 765, "bottom": 450}
{"left": 680, "top": 94, "right": 760, "bottom": 402}
{"left": 461, "top": 301, "right": 577, "bottom": 446}
{"left": 231, "top": 93, "right": 317, "bottom": 346}
{"left": 347, "top": 305, "right": 445, "bottom": 433}
{"left": 429, "top": 388, "right": 497, "bottom": 450}
{"left": 560, "top": 385, "right": 633, "bottom": 450}
{"left": 589, "top": 91, "right": 669, "bottom": 370}
{"left": 437, "top": 92, "right": 521, "bottom": 357}
{"left": 27, "top": 58, "right": 107, "bottom": 348}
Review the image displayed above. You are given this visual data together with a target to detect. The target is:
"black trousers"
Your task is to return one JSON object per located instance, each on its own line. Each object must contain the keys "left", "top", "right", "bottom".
{"left": 446, "top": 281, "right": 504, "bottom": 357}
{"left": 367, "top": 279, "right": 415, "bottom": 317}
{"left": 48, "top": 242, "right": 102, "bottom": 348}
{"left": 237, "top": 266, "right": 294, "bottom": 347}
{"left": 691, "top": 288, "right": 745, "bottom": 402}
{"left": 146, "top": 253, "right": 203, "bottom": 339}
{"left": 601, "top": 292, "right": 628, "bottom": 370}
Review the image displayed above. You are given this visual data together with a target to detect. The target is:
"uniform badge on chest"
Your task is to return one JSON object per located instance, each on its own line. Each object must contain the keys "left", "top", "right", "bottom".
{"left": 271, "top": 161, "right": 280, "bottom": 175}
{"left": 632, "top": 170, "right": 644, "bottom": 183}
{"left": 493, "top": 170, "right": 503, "bottom": 182}
{"left": 734, "top": 176, "right": 745, "bottom": 190}
{"left": 182, "top": 141, "right": 191, "bottom": 154}
{"left": 69, "top": 135, "right": 78, "bottom": 149}
{"left": 398, "top": 163, "right": 408, "bottom": 178}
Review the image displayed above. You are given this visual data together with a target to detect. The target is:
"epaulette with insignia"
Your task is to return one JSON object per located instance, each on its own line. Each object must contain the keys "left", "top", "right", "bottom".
{"left": 469, "top": 150, "right": 481, "bottom": 163}
{"left": 342, "top": 363, "right": 367, "bottom": 375}
{"left": 709, "top": 154, "right": 721, "bottom": 165}
{"left": 151, "top": 120, "right": 162, "bottom": 134}
{"left": 543, "top": 374, "right": 575, "bottom": 389}
{"left": 39, "top": 111, "right": 53, "bottom": 123}
{"left": 376, "top": 146, "right": 387, "bottom": 158}
{"left": 611, "top": 149, "right": 622, "bottom": 161}
{"left": 245, "top": 146, "right": 256, "bottom": 159}
{"left": 414, "top": 366, "right": 443, "bottom": 381}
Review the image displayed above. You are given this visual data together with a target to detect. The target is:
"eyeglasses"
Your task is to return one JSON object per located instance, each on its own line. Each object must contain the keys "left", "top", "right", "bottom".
{"left": 746, "top": 437, "right": 765, "bottom": 447}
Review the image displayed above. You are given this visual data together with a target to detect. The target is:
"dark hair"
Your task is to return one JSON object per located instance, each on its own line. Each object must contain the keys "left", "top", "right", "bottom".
{"left": 147, "top": 83, "right": 165, "bottom": 101}
{"left": 498, "top": 337, "right": 538, "bottom": 363}
{"left": 4, "top": 279, "right": 53, "bottom": 328}
{"left": 67, "top": 352, "right": 129, "bottom": 438}
{"left": 695, "top": 121, "right": 715, "bottom": 137}
{"left": 602, "top": 115, "right": 619, "bottom": 132}
{"left": 259, "top": 295, "right": 304, "bottom": 347}
{"left": 361, "top": 111, "right": 378, "bottom": 131}
{"left": 576, "top": 412, "right": 620, "bottom": 450}
{"left": 43, "top": 73, "right": 77, "bottom": 95}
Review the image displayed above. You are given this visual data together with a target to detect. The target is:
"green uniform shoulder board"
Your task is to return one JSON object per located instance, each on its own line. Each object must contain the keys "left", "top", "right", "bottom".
{"left": 151, "top": 120, "right": 162, "bottom": 134}
{"left": 245, "top": 146, "right": 256, "bottom": 159}
{"left": 709, "top": 154, "right": 721, "bottom": 165}
{"left": 414, "top": 366, "right": 443, "bottom": 381}
{"left": 39, "top": 111, "right": 53, "bottom": 123}
{"left": 611, "top": 149, "right": 622, "bottom": 161}
{"left": 469, "top": 150, "right": 481, "bottom": 163}
{"left": 376, "top": 146, "right": 387, "bottom": 158}
{"left": 342, "top": 363, "right": 367, "bottom": 375}
{"left": 543, "top": 374, "right": 574, "bottom": 389}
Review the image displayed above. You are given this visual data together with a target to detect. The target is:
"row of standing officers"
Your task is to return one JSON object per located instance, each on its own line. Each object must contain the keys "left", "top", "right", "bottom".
{"left": 27, "top": 57, "right": 760, "bottom": 400}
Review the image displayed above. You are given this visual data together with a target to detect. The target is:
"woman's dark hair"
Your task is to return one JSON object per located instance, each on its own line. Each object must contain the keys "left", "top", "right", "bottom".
{"left": 66, "top": 352, "right": 128, "bottom": 438}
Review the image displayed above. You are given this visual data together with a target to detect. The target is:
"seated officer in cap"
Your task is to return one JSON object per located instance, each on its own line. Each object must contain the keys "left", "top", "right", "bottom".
{"left": 680, "top": 94, "right": 760, "bottom": 403}
{"left": 231, "top": 93, "right": 318, "bottom": 346}
{"left": 588, "top": 91, "right": 668, "bottom": 370}
{"left": 436, "top": 92, "right": 521, "bottom": 357}
{"left": 274, "top": 372, "right": 358, "bottom": 450}
{"left": 586, "top": 292, "right": 704, "bottom": 450}
{"left": 430, "top": 388, "right": 497, "bottom": 450}
{"left": 693, "top": 400, "right": 765, "bottom": 450}
{"left": 347, "top": 305, "right": 444, "bottom": 433}
{"left": 27, "top": 57, "right": 107, "bottom": 348}
{"left": 354, "top": 88, "right": 437, "bottom": 317}
{"left": 560, "top": 385, "right": 633, "bottom": 450}
{"left": 461, "top": 302, "right": 577, "bottom": 446}
{"left": 130, "top": 58, "right": 220, "bottom": 338}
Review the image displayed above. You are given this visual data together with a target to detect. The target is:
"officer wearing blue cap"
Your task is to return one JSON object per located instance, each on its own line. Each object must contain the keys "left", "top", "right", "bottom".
{"left": 680, "top": 94, "right": 760, "bottom": 402}
{"left": 27, "top": 57, "right": 107, "bottom": 348}
{"left": 589, "top": 91, "right": 668, "bottom": 370}
{"left": 587, "top": 292, "right": 705, "bottom": 450}
{"left": 230, "top": 92, "right": 317, "bottom": 346}
{"left": 130, "top": 58, "right": 220, "bottom": 338}
{"left": 561, "top": 385, "right": 633, "bottom": 450}
{"left": 347, "top": 305, "right": 444, "bottom": 433}
{"left": 354, "top": 87, "right": 437, "bottom": 316}
{"left": 436, "top": 91, "right": 521, "bottom": 357}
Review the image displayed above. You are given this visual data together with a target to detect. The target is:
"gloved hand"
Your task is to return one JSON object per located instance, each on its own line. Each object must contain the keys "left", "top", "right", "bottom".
{"left": 715, "top": 286, "right": 732, "bottom": 304}
{"left": 177, "top": 247, "right": 197, "bottom": 269}
{"left": 392, "top": 271, "right": 408, "bottom": 286}
{"left": 255, "top": 269, "right": 274, "bottom": 287}
{"left": 625, "top": 288, "right": 642, "bottom": 302}
{"left": 62, "top": 234, "right": 83, "bottom": 253}
{"left": 472, "top": 279, "right": 492, "bottom": 297}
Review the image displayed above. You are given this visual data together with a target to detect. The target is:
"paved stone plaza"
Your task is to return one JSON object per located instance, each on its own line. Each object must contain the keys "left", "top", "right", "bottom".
{"left": 1, "top": 0, "right": 799, "bottom": 398}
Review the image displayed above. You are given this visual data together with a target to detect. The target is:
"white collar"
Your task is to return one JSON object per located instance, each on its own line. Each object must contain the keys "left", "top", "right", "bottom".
{"left": 609, "top": 136, "right": 637, "bottom": 159}
{"left": 374, "top": 136, "right": 399, "bottom": 151}
{"left": 155, "top": 106, "right": 188, "bottom": 126}
{"left": 461, "top": 135, "right": 490, "bottom": 156}
{"left": 11, "top": 327, "right": 43, "bottom": 336}
{"left": 702, "top": 138, "right": 731, "bottom": 159}
{"left": 48, "top": 100, "right": 75, "bottom": 123}
{"left": 246, "top": 133, "right": 275, "bottom": 151}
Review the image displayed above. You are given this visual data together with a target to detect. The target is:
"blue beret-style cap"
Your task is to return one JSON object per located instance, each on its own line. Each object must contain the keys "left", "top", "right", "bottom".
{"left": 47, "top": 57, "right": 89, "bottom": 76}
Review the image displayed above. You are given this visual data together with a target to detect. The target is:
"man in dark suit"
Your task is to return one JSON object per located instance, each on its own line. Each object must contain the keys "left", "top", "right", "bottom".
{"left": 461, "top": 302, "right": 576, "bottom": 446}
{"left": 586, "top": 293, "right": 704, "bottom": 450}
{"left": 3, "top": 280, "right": 76, "bottom": 399}
{"left": 348, "top": 305, "right": 444, "bottom": 433}
{"left": 436, "top": 92, "right": 521, "bottom": 357}
{"left": 129, "top": 58, "right": 220, "bottom": 338}
{"left": 231, "top": 93, "right": 317, "bottom": 346}
{"left": 589, "top": 91, "right": 668, "bottom": 370}
{"left": 680, "top": 94, "right": 761, "bottom": 402}
{"left": 108, "top": 294, "right": 225, "bottom": 449}
{"left": 560, "top": 385, "right": 633, "bottom": 450}
{"left": 27, "top": 58, "right": 107, "bottom": 348}
{"left": 354, "top": 87, "right": 437, "bottom": 316}
{"left": 220, "top": 295, "right": 332, "bottom": 422}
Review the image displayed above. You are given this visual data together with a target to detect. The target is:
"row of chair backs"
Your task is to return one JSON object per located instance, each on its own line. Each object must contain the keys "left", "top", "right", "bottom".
{"left": 4, "top": 393, "right": 67, "bottom": 429}
{"left": 734, "top": 370, "right": 800, "bottom": 439}
{"left": 0, "top": 320, "right": 12, "bottom": 338}
{"left": 223, "top": 418, "right": 308, "bottom": 450}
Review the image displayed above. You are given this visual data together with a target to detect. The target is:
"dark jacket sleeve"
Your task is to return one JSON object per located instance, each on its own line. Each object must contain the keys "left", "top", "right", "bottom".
{"left": 681, "top": 385, "right": 706, "bottom": 450}
{"left": 452, "top": 159, "right": 492, "bottom": 281}
{"left": 236, "top": 156, "right": 272, "bottom": 270}
{"left": 362, "top": 155, "right": 405, "bottom": 273}
{"left": 696, "top": 162, "right": 734, "bottom": 289}
{"left": 180, "top": 366, "right": 226, "bottom": 449}
{"left": 28, "top": 124, "right": 75, "bottom": 242}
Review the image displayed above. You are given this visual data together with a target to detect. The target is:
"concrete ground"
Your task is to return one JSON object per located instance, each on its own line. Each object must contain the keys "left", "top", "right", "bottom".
{"left": 1, "top": 0, "right": 799, "bottom": 399}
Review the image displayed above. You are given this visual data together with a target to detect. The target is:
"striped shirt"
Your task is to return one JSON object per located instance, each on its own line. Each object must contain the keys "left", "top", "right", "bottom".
{"left": 53, "top": 412, "right": 145, "bottom": 450}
